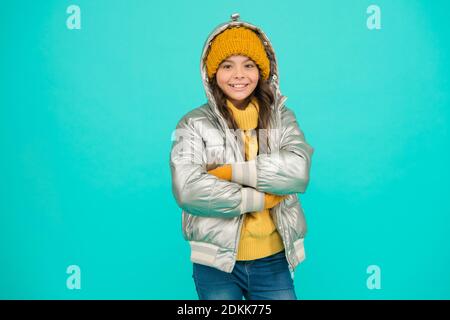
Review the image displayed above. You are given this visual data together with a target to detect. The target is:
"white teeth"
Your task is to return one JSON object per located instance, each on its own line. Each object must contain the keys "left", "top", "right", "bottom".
{"left": 230, "top": 84, "right": 248, "bottom": 88}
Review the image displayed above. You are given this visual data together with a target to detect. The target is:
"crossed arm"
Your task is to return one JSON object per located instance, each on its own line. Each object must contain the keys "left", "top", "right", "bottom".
{"left": 207, "top": 165, "right": 287, "bottom": 209}
{"left": 170, "top": 106, "right": 313, "bottom": 218}
{"left": 207, "top": 106, "right": 314, "bottom": 208}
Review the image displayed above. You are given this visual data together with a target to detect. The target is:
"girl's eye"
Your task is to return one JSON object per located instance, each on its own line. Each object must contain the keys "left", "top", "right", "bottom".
{"left": 221, "top": 64, "right": 255, "bottom": 69}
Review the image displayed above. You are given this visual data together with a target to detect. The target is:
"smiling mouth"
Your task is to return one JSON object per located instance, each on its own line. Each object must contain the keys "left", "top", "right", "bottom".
{"left": 229, "top": 84, "right": 249, "bottom": 88}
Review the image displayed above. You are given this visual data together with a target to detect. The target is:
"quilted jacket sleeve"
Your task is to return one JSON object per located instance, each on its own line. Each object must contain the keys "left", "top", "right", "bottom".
{"left": 170, "top": 113, "right": 265, "bottom": 218}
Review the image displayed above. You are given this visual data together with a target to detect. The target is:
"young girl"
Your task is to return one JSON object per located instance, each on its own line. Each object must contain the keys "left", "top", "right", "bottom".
{"left": 170, "top": 13, "right": 314, "bottom": 300}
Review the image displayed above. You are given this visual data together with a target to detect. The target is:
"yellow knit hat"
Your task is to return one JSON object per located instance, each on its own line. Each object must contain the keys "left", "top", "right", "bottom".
{"left": 205, "top": 26, "right": 271, "bottom": 80}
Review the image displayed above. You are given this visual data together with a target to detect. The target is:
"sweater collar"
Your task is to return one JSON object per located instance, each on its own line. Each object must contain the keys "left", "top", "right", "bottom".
{"left": 226, "top": 97, "right": 259, "bottom": 130}
{"left": 226, "top": 96, "right": 259, "bottom": 112}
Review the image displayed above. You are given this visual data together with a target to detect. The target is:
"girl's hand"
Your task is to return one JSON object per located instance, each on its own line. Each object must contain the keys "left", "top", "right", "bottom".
{"left": 264, "top": 193, "right": 288, "bottom": 209}
{"left": 207, "top": 164, "right": 232, "bottom": 181}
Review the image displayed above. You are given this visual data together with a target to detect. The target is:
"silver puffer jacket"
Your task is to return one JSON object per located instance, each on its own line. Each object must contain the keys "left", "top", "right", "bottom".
{"left": 170, "top": 14, "right": 314, "bottom": 274}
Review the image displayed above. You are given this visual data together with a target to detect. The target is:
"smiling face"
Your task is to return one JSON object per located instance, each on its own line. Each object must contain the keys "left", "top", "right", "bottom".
{"left": 215, "top": 55, "right": 260, "bottom": 109}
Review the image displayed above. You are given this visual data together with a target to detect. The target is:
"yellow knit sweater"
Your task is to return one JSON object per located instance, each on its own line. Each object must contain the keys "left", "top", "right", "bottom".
{"left": 226, "top": 98, "right": 285, "bottom": 260}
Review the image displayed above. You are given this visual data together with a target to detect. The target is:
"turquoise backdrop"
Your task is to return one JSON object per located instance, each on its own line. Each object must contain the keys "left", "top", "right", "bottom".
{"left": 1, "top": 0, "right": 449, "bottom": 299}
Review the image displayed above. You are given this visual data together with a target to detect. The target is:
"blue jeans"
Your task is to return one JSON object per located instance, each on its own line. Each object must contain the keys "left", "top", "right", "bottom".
{"left": 192, "top": 250, "right": 297, "bottom": 300}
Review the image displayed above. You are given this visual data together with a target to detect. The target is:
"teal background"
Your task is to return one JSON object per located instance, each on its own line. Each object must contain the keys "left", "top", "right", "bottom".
{"left": 1, "top": 0, "right": 449, "bottom": 299}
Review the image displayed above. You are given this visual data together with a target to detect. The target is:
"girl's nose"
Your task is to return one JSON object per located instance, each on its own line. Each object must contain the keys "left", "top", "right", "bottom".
{"left": 233, "top": 67, "right": 245, "bottom": 78}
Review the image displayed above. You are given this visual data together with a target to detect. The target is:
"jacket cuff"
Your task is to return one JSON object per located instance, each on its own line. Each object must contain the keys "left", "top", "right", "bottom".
{"left": 240, "top": 187, "right": 265, "bottom": 214}
{"left": 232, "top": 160, "right": 257, "bottom": 188}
